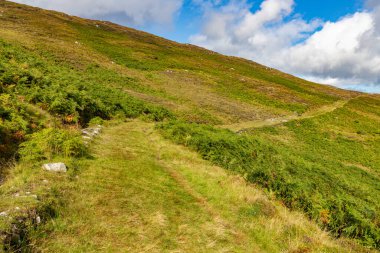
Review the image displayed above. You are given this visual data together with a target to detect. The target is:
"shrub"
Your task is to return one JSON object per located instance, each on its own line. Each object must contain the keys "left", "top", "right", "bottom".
{"left": 142, "top": 107, "right": 175, "bottom": 122}
{"left": 19, "top": 128, "right": 86, "bottom": 161}
{"left": 88, "top": 117, "right": 104, "bottom": 126}
{"left": 0, "top": 40, "right": 174, "bottom": 128}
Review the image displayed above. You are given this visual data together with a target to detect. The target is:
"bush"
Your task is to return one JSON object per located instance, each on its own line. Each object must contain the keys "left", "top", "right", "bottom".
{"left": 88, "top": 117, "right": 104, "bottom": 126}
{"left": 19, "top": 128, "right": 86, "bottom": 161}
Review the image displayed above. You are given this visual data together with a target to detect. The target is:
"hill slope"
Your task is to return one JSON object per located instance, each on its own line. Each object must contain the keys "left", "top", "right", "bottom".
{"left": 0, "top": 1, "right": 379, "bottom": 251}
{"left": 29, "top": 120, "right": 369, "bottom": 252}
{"left": 0, "top": 1, "right": 357, "bottom": 125}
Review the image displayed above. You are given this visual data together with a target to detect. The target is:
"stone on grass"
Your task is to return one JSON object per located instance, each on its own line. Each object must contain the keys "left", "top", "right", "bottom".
{"left": 81, "top": 125, "right": 102, "bottom": 137}
{"left": 42, "top": 163, "right": 67, "bottom": 173}
{"left": 81, "top": 125, "right": 102, "bottom": 144}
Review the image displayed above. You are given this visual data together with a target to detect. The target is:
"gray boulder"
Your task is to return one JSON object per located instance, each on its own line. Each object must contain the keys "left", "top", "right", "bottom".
{"left": 42, "top": 163, "right": 67, "bottom": 173}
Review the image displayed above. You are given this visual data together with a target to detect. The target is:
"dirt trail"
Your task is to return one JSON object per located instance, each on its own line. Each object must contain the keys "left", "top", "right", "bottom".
{"left": 220, "top": 99, "right": 350, "bottom": 132}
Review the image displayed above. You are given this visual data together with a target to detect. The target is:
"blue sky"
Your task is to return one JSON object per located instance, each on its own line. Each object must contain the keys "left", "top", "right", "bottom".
{"left": 291, "top": 0, "right": 364, "bottom": 22}
{"left": 12, "top": 0, "right": 380, "bottom": 93}
{"left": 150, "top": 0, "right": 366, "bottom": 43}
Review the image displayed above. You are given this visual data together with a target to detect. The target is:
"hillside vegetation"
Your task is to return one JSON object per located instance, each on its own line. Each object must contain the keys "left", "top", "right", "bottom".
{"left": 28, "top": 120, "right": 370, "bottom": 252}
{"left": 0, "top": 1, "right": 379, "bottom": 252}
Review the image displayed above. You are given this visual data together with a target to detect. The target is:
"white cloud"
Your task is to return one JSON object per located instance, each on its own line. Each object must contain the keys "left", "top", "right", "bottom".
{"left": 190, "top": 0, "right": 380, "bottom": 93}
{"left": 11, "top": 0, "right": 183, "bottom": 26}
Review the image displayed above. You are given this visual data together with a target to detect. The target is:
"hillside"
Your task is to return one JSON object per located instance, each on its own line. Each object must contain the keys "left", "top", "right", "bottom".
{"left": 0, "top": 0, "right": 379, "bottom": 252}
{"left": 22, "top": 120, "right": 371, "bottom": 252}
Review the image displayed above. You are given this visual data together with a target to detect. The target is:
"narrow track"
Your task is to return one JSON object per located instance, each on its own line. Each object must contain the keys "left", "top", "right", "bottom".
{"left": 220, "top": 99, "right": 351, "bottom": 132}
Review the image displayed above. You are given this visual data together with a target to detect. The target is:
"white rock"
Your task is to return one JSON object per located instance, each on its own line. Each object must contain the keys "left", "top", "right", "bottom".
{"left": 82, "top": 126, "right": 102, "bottom": 139}
{"left": 42, "top": 163, "right": 67, "bottom": 173}
{"left": 0, "top": 211, "right": 8, "bottom": 217}
{"left": 36, "top": 216, "right": 41, "bottom": 224}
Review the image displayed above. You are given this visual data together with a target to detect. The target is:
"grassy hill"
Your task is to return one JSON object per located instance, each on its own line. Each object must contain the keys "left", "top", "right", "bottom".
{"left": 0, "top": 1, "right": 379, "bottom": 251}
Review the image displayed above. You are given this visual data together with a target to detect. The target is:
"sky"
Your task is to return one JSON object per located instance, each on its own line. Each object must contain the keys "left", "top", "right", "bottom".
{"left": 10, "top": 0, "right": 380, "bottom": 93}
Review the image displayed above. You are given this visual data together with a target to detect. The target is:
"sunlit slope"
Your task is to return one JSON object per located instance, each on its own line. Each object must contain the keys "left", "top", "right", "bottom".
{"left": 0, "top": 0, "right": 379, "bottom": 251}
{"left": 30, "top": 120, "right": 369, "bottom": 253}
{"left": 159, "top": 93, "right": 380, "bottom": 248}
{"left": 0, "top": 1, "right": 357, "bottom": 125}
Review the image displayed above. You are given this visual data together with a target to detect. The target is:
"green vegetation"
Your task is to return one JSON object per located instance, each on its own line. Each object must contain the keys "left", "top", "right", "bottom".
{"left": 158, "top": 96, "right": 380, "bottom": 248}
{"left": 247, "top": 97, "right": 380, "bottom": 247}
{"left": 28, "top": 121, "right": 368, "bottom": 252}
{"left": 0, "top": 1, "right": 379, "bottom": 252}
{"left": 70, "top": 21, "right": 343, "bottom": 115}
{"left": 0, "top": 40, "right": 172, "bottom": 125}
{"left": 0, "top": 93, "right": 33, "bottom": 162}
{"left": 0, "top": 38, "right": 172, "bottom": 163}
{"left": 19, "top": 128, "right": 86, "bottom": 162}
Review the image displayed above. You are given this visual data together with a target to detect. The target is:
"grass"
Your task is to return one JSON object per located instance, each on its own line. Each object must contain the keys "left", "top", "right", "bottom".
{"left": 0, "top": 1, "right": 356, "bottom": 125}
{"left": 158, "top": 97, "right": 380, "bottom": 249}
{"left": 27, "top": 120, "right": 370, "bottom": 252}
{"left": 0, "top": 155, "right": 84, "bottom": 252}
{"left": 0, "top": 1, "right": 379, "bottom": 251}
{"left": 221, "top": 99, "right": 351, "bottom": 132}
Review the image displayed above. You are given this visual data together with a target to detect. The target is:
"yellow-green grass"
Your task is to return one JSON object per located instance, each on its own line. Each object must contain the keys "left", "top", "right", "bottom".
{"left": 0, "top": 1, "right": 379, "bottom": 251}
{"left": 158, "top": 93, "right": 380, "bottom": 249}
{"left": 0, "top": 155, "right": 85, "bottom": 252}
{"left": 0, "top": 1, "right": 358, "bottom": 125}
{"left": 26, "top": 120, "right": 370, "bottom": 252}
{"left": 221, "top": 99, "right": 352, "bottom": 132}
